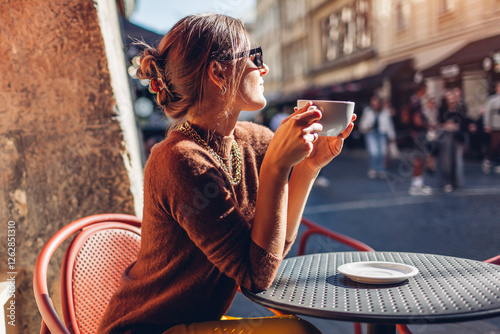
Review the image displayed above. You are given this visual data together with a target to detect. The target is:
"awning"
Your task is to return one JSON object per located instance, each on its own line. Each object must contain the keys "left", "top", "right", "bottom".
{"left": 324, "top": 58, "right": 414, "bottom": 93}
{"left": 379, "top": 59, "right": 414, "bottom": 79}
{"left": 265, "top": 59, "right": 414, "bottom": 106}
{"left": 421, "top": 34, "right": 500, "bottom": 77}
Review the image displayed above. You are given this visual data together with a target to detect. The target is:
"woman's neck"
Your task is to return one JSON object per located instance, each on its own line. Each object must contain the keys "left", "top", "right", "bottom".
{"left": 188, "top": 104, "right": 240, "bottom": 137}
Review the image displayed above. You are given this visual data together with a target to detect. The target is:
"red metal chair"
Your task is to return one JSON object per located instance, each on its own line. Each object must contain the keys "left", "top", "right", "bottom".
{"left": 33, "top": 214, "right": 142, "bottom": 334}
{"left": 33, "top": 214, "right": 379, "bottom": 334}
{"left": 485, "top": 255, "right": 500, "bottom": 265}
{"left": 298, "top": 217, "right": 375, "bottom": 255}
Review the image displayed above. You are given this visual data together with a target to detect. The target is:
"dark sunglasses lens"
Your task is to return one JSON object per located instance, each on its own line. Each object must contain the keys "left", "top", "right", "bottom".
{"left": 253, "top": 54, "right": 263, "bottom": 68}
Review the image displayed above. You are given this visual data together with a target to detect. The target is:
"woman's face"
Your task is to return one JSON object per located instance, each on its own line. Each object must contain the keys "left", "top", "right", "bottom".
{"left": 234, "top": 56, "right": 269, "bottom": 112}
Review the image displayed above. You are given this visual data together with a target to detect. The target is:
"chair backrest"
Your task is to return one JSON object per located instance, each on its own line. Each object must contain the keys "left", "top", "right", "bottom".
{"left": 34, "top": 214, "right": 141, "bottom": 334}
{"left": 61, "top": 222, "right": 141, "bottom": 334}
{"left": 298, "top": 217, "right": 374, "bottom": 255}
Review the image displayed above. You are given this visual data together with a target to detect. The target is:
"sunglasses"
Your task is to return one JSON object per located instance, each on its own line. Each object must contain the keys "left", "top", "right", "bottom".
{"left": 247, "top": 47, "right": 264, "bottom": 68}
{"left": 222, "top": 47, "right": 264, "bottom": 69}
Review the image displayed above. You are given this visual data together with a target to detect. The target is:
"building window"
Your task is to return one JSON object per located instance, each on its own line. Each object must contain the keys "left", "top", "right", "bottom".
{"left": 395, "top": 0, "right": 410, "bottom": 31}
{"left": 322, "top": 0, "right": 371, "bottom": 62}
{"left": 285, "top": 0, "right": 306, "bottom": 25}
{"left": 284, "top": 42, "right": 306, "bottom": 80}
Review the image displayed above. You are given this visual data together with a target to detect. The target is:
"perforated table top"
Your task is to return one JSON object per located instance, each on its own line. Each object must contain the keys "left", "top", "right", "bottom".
{"left": 242, "top": 252, "right": 500, "bottom": 325}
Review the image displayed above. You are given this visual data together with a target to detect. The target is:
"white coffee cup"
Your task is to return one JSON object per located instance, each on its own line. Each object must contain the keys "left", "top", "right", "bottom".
{"left": 297, "top": 100, "right": 355, "bottom": 137}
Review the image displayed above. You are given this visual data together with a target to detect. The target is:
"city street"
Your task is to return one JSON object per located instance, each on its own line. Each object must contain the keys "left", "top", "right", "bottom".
{"left": 227, "top": 148, "right": 500, "bottom": 333}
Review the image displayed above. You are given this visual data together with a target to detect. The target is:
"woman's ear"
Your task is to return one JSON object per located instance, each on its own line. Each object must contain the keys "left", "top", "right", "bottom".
{"left": 208, "top": 61, "right": 225, "bottom": 91}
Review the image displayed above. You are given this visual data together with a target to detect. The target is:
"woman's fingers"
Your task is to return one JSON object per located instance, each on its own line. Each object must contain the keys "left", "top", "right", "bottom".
{"left": 293, "top": 106, "right": 322, "bottom": 125}
{"left": 281, "top": 101, "right": 315, "bottom": 125}
{"left": 303, "top": 121, "right": 323, "bottom": 135}
{"left": 303, "top": 132, "right": 315, "bottom": 143}
{"left": 339, "top": 114, "right": 357, "bottom": 139}
{"left": 272, "top": 105, "right": 354, "bottom": 168}
{"left": 295, "top": 101, "right": 313, "bottom": 114}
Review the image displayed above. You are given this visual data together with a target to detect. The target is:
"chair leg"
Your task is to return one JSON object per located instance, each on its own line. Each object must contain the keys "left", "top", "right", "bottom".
{"left": 485, "top": 255, "right": 500, "bottom": 265}
{"left": 41, "top": 320, "right": 51, "bottom": 334}
{"left": 354, "top": 322, "right": 363, "bottom": 334}
{"left": 397, "top": 324, "right": 413, "bottom": 333}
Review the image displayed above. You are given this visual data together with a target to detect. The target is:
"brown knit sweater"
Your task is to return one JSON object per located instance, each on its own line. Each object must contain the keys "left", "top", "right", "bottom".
{"left": 97, "top": 121, "right": 294, "bottom": 334}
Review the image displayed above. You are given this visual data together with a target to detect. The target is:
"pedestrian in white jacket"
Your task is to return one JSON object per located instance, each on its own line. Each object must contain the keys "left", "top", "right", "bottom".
{"left": 359, "top": 96, "right": 396, "bottom": 179}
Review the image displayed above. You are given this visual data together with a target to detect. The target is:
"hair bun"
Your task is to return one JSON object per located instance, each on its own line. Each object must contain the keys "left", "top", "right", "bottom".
{"left": 136, "top": 47, "right": 162, "bottom": 80}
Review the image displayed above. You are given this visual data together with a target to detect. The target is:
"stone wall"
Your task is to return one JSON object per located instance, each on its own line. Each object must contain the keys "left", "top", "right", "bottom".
{"left": 0, "top": 0, "right": 140, "bottom": 332}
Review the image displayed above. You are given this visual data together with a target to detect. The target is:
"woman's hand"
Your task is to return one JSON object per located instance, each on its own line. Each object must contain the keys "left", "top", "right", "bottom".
{"left": 264, "top": 102, "right": 323, "bottom": 173}
{"left": 298, "top": 113, "right": 357, "bottom": 175}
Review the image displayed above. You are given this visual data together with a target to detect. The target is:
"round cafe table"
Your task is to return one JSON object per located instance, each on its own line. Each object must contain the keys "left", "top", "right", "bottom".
{"left": 241, "top": 252, "right": 500, "bottom": 334}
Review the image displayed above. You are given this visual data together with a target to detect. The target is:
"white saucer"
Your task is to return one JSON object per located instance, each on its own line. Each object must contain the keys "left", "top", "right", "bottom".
{"left": 337, "top": 261, "right": 419, "bottom": 284}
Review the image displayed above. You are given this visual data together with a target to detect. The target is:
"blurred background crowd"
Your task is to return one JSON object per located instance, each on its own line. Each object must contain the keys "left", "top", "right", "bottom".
{"left": 125, "top": 0, "right": 500, "bottom": 196}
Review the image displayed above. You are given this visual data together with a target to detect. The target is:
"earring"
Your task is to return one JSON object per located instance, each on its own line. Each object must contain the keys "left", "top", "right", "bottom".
{"left": 220, "top": 85, "right": 227, "bottom": 96}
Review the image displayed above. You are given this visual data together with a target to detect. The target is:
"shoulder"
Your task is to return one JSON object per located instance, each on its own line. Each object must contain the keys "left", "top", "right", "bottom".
{"left": 145, "top": 131, "right": 215, "bottom": 183}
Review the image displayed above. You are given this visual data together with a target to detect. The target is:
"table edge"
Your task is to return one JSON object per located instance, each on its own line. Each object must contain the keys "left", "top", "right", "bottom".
{"left": 241, "top": 251, "right": 500, "bottom": 325}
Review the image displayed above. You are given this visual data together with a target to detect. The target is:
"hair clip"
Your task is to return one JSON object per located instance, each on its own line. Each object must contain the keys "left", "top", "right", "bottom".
{"left": 149, "top": 77, "right": 175, "bottom": 101}
{"left": 149, "top": 77, "right": 168, "bottom": 94}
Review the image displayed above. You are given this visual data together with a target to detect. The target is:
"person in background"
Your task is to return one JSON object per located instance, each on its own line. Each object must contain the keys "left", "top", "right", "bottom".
{"left": 406, "top": 83, "right": 433, "bottom": 195}
{"left": 468, "top": 105, "right": 488, "bottom": 161}
{"left": 436, "top": 89, "right": 470, "bottom": 192}
{"left": 382, "top": 98, "right": 401, "bottom": 168}
{"left": 422, "top": 95, "right": 439, "bottom": 174}
{"left": 482, "top": 81, "right": 500, "bottom": 174}
{"left": 453, "top": 87, "right": 468, "bottom": 117}
{"left": 98, "top": 13, "right": 356, "bottom": 334}
{"left": 359, "top": 96, "right": 396, "bottom": 179}
{"left": 393, "top": 105, "right": 413, "bottom": 152}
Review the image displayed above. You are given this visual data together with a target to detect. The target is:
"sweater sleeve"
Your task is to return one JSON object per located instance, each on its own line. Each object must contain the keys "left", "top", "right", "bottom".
{"left": 151, "top": 137, "right": 281, "bottom": 292}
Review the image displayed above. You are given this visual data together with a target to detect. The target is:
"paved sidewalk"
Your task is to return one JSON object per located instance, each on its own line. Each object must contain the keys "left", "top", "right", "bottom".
{"left": 227, "top": 149, "right": 500, "bottom": 333}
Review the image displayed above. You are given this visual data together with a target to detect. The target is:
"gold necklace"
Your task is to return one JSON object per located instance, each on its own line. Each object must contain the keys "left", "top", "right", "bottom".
{"left": 178, "top": 121, "right": 242, "bottom": 186}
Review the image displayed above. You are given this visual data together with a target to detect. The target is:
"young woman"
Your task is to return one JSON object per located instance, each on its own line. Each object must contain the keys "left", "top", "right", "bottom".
{"left": 98, "top": 13, "right": 355, "bottom": 334}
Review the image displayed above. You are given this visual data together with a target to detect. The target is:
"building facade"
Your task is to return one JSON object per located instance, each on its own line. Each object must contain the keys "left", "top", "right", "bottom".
{"left": 254, "top": 0, "right": 500, "bottom": 119}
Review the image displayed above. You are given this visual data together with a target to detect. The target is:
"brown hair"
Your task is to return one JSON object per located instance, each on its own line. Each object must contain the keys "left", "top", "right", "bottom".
{"left": 136, "top": 13, "right": 251, "bottom": 121}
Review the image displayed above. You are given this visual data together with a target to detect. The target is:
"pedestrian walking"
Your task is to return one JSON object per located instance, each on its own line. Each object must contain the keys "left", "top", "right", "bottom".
{"left": 422, "top": 95, "right": 439, "bottom": 174}
{"left": 467, "top": 105, "right": 489, "bottom": 160}
{"left": 482, "top": 81, "right": 500, "bottom": 174}
{"left": 406, "top": 83, "right": 433, "bottom": 195}
{"left": 359, "top": 96, "right": 396, "bottom": 179}
{"left": 436, "top": 89, "right": 470, "bottom": 192}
